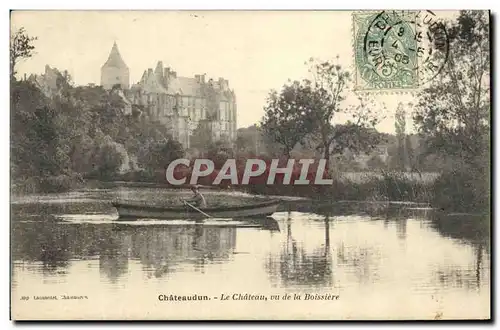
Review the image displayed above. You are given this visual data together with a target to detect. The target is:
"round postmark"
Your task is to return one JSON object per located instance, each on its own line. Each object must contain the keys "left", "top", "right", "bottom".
{"left": 354, "top": 10, "right": 449, "bottom": 91}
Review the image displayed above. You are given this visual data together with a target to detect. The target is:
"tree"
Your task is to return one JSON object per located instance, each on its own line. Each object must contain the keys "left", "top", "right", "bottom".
{"left": 405, "top": 134, "right": 415, "bottom": 171}
{"left": 236, "top": 125, "right": 259, "bottom": 155}
{"left": 10, "top": 27, "right": 37, "bottom": 78}
{"left": 11, "top": 77, "right": 77, "bottom": 179}
{"left": 395, "top": 102, "right": 407, "bottom": 171}
{"left": 206, "top": 139, "right": 235, "bottom": 169}
{"left": 94, "top": 143, "right": 125, "bottom": 179}
{"left": 413, "top": 10, "right": 490, "bottom": 169}
{"left": 305, "top": 59, "right": 383, "bottom": 170}
{"left": 413, "top": 10, "right": 490, "bottom": 211}
{"left": 190, "top": 120, "right": 213, "bottom": 152}
{"left": 236, "top": 125, "right": 283, "bottom": 156}
{"left": 260, "top": 81, "right": 316, "bottom": 157}
{"left": 261, "top": 58, "right": 383, "bottom": 168}
{"left": 366, "top": 155, "right": 386, "bottom": 170}
{"left": 138, "top": 138, "right": 185, "bottom": 171}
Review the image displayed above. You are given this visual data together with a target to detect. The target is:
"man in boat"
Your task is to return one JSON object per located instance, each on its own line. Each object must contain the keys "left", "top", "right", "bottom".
{"left": 184, "top": 185, "right": 207, "bottom": 208}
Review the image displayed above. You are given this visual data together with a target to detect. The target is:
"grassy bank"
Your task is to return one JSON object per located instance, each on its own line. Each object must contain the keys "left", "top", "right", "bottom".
{"left": 12, "top": 168, "right": 488, "bottom": 216}
{"left": 11, "top": 173, "right": 85, "bottom": 195}
{"left": 246, "top": 169, "right": 489, "bottom": 215}
{"left": 245, "top": 171, "right": 434, "bottom": 204}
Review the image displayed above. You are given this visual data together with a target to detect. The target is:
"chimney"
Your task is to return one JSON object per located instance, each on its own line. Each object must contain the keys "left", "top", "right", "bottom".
{"left": 194, "top": 74, "right": 206, "bottom": 84}
{"left": 171, "top": 71, "right": 177, "bottom": 79}
{"left": 218, "top": 77, "right": 228, "bottom": 90}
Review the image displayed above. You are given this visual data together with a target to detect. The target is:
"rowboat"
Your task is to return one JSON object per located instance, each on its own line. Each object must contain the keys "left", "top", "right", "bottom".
{"left": 112, "top": 200, "right": 281, "bottom": 220}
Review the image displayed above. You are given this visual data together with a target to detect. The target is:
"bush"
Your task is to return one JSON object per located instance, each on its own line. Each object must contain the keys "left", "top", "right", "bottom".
{"left": 376, "top": 171, "right": 432, "bottom": 202}
{"left": 138, "top": 139, "right": 185, "bottom": 171}
{"left": 93, "top": 143, "right": 125, "bottom": 180}
{"left": 38, "top": 174, "right": 78, "bottom": 193}
{"left": 11, "top": 177, "right": 40, "bottom": 195}
{"left": 432, "top": 169, "right": 489, "bottom": 213}
{"left": 114, "top": 170, "right": 156, "bottom": 182}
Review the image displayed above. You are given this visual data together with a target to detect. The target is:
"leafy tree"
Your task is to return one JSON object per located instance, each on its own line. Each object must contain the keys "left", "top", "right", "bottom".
{"left": 11, "top": 79, "right": 75, "bottom": 179}
{"left": 405, "top": 135, "right": 415, "bottom": 171}
{"left": 138, "top": 138, "right": 185, "bottom": 171}
{"left": 260, "top": 81, "right": 316, "bottom": 157}
{"left": 395, "top": 103, "right": 407, "bottom": 171}
{"left": 207, "top": 139, "right": 235, "bottom": 169}
{"left": 94, "top": 143, "right": 125, "bottom": 179}
{"left": 304, "top": 59, "right": 382, "bottom": 169}
{"left": 413, "top": 10, "right": 490, "bottom": 211}
{"left": 236, "top": 125, "right": 282, "bottom": 157}
{"left": 190, "top": 120, "right": 213, "bottom": 152}
{"left": 10, "top": 27, "right": 37, "bottom": 78}
{"left": 261, "top": 58, "right": 383, "bottom": 169}
{"left": 366, "top": 155, "right": 386, "bottom": 170}
{"left": 235, "top": 127, "right": 255, "bottom": 155}
{"left": 413, "top": 10, "right": 490, "bottom": 169}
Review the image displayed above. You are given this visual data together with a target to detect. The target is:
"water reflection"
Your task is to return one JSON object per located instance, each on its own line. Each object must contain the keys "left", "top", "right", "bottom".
{"left": 266, "top": 213, "right": 333, "bottom": 288}
{"left": 431, "top": 242, "right": 488, "bottom": 293}
{"left": 127, "top": 224, "right": 237, "bottom": 278}
{"left": 265, "top": 206, "right": 489, "bottom": 296}
{"left": 10, "top": 190, "right": 491, "bottom": 319}
{"left": 12, "top": 219, "right": 238, "bottom": 283}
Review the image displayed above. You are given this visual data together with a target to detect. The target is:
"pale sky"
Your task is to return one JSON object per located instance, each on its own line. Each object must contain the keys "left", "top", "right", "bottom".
{"left": 11, "top": 10, "right": 444, "bottom": 134}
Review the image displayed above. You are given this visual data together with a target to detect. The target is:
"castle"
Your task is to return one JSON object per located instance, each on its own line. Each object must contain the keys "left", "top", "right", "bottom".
{"left": 101, "top": 42, "right": 237, "bottom": 149}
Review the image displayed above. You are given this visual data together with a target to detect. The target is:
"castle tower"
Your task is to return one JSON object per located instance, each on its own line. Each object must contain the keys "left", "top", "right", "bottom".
{"left": 101, "top": 42, "right": 130, "bottom": 90}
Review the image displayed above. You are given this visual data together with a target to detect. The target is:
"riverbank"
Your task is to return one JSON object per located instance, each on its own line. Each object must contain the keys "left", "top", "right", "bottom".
{"left": 10, "top": 183, "right": 489, "bottom": 247}
{"left": 11, "top": 167, "right": 488, "bottom": 216}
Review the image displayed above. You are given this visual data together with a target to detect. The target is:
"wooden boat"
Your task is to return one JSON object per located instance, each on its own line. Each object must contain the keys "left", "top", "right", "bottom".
{"left": 112, "top": 200, "right": 281, "bottom": 220}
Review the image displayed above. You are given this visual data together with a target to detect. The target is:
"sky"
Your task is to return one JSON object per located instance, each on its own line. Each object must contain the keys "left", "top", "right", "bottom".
{"left": 11, "top": 10, "right": 451, "bottom": 134}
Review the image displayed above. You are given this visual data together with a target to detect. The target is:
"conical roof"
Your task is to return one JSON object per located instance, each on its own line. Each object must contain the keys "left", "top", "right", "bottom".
{"left": 102, "top": 42, "right": 128, "bottom": 69}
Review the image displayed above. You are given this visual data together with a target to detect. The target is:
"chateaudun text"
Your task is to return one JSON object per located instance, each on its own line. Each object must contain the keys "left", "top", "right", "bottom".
{"left": 158, "top": 293, "right": 340, "bottom": 302}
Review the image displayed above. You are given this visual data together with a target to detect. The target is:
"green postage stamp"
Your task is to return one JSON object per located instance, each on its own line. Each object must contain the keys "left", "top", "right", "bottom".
{"left": 352, "top": 10, "right": 449, "bottom": 92}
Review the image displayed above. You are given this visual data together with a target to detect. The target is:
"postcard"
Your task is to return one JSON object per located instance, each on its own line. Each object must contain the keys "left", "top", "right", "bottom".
{"left": 10, "top": 10, "right": 490, "bottom": 320}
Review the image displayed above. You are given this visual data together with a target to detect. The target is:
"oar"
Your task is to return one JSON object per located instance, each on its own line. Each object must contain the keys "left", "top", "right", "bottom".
{"left": 183, "top": 200, "right": 212, "bottom": 218}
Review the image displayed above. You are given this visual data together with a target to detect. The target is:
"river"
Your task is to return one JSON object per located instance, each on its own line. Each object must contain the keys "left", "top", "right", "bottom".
{"left": 10, "top": 187, "right": 490, "bottom": 320}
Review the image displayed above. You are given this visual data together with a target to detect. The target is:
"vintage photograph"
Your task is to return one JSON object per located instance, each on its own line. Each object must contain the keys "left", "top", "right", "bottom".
{"left": 10, "top": 10, "right": 490, "bottom": 320}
